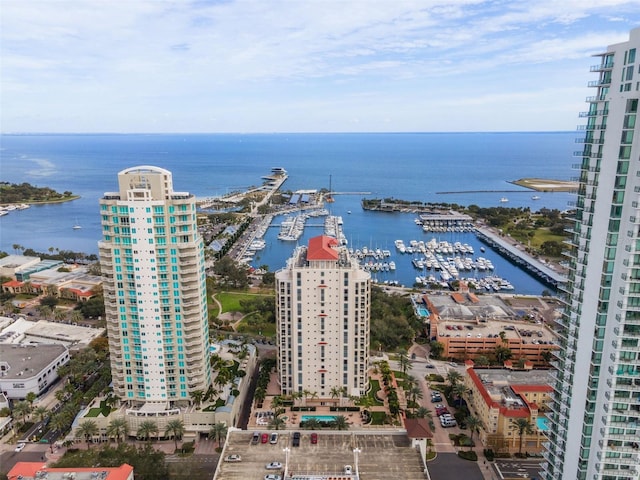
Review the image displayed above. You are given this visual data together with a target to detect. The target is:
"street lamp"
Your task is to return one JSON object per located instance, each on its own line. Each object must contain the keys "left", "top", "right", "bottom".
{"left": 353, "top": 447, "right": 361, "bottom": 475}
{"left": 283, "top": 446, "right": 290, "bottom": 477}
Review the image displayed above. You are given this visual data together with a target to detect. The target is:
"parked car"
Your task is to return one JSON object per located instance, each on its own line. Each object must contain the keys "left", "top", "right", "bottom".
{"left": 14, "top": 443, "right": 26, "bottom": 452}
{"left": 224, "top": 454, "right": 242, "bottom": 462}
{"left": 344, "top": 465, "right": 353, "bottom": 474}
{"left": 270, "top": 432, "right": 278, "bottom": 444}
{"left": 266, "top": 462, "right": 283, "bottom": 470}
{"left": 252, "top": 432, "right": 260, "bottom": 445}
{"left": 310, "top": 432, "right": 318, "bottom": 444}
{"left": 425, "top": 363, "right": 435, "bottom": 369}
{"left": 292, "top": 431, "right": 300, "bottom": 447}
{"left": 261, "top": 433, "right": 269, "bottom": 443}
{"left": 264, "top": 475, "right": 282, "bottom": 480}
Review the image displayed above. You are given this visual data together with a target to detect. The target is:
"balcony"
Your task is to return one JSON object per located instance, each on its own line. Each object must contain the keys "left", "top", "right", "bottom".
{"left": 590, "top": 62, "right": 614, "bottom": 72}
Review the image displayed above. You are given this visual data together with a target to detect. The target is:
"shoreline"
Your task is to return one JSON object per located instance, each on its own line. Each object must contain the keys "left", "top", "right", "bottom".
{"left": 0, "top": 195, "right": 80, "bottom": 207}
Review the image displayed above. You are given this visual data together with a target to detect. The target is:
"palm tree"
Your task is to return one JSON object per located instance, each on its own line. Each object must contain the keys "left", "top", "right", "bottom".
{"left": 466, "top": 415, "right": 483, "bottom": 450}
{"left": 446, "top": 370, "right": 463, "bottom": 387}
{"left": 409, "top": 385, "right": 423, "bottom": 404}
{"left": 452, "top": 383, "right": 468, "bottom": 407}
{"left": 331, "top": 415, "right": 350, "bottom": 431}
{"left": 397, "top": 348, "right": 412, "bottom": 375}
{"left": 54, "top": 308, "right": 68, "bottom": 322}
{"left": 106, "top": 417, "right": 129, "bottom": 443}
{"left": 25, "top": 392, "right": 37, "bottom": 408}
{"left": 330, "top": 386, "right": 342, "bottom": 407}
{"left": 415, "top": 407, "right": 432, "bottom": 421}
{"left": 210, "top": 422, "right": 228, "bottom": 447}
{"left": 165, "top": 419, "right": 185, "bottom": 450}
{"left": 269, "top": 414, "right": 287, "bottom": 431}
{"left": 33, "top": 406, "right": 48, "bottom": 424}
{"left": 190, "top": 390, "right": 205, "bottom": 407}
{"left": 303, "top": 417, "right": 322, "bottom": 430}
{"left": 77, "top": 420, "right": 99, "bottom": 448}
{"left": 137, "top": 420, "right": 159, "bottom": 443}
{"left": 12, "top": 401, "right": 32, "bottom": 427}
{"left": 510, "top": 418, "right": 534, "bottom": 455}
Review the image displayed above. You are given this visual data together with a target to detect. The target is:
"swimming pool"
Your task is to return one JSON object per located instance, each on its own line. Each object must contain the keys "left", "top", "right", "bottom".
{"left": 416, "top": 307, "right": 430, "bottom": 317}
{"left": 209, "top": 344, "right": 220, "bottom": 354}
{"left": 536, "top": 417, "right": 549, "bottom": 431}
{"left": 301, "top": 415, "right": 337, "bottom": 423}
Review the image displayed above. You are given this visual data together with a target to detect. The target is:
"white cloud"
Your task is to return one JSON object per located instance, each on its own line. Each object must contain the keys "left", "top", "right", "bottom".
{"left": 1, "top": 0, "right": 640, "bottom": 132}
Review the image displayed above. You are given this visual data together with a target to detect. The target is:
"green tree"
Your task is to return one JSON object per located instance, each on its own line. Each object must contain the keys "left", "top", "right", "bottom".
{"left": 446, "top": 370, "right": 463, "bottom": 387}
{"left": 452, "top": 382, "right": 468, "bottom": 407}
{"left": 330, "top": 386, "right": 342, "bottom": 407}
{"left": 190, "top": 390, "right": 205, "bottom": 407}
{"left": 495, "top": 345, "right": 513, "bottom": 364}
{"left": 429, "top": 341, "right": 444, "bottom": 359}
{"left": 397, "top": 348, "right": 412, "bottom": 375}
{"left": 33, "top": 406, "right": 48, "bottom": 423}
{"left": 106, "top": 417, "right": 129, "bottom": 443}
{"left": 12, "top": 400, "right": 32, "bottom": 426}
{"left": 77, "top": 420, "right": 99, "bottom": 448}
{"left": 137, "top": 420, "right": 159, "bottom": 443}
{"left": 510, "top": 418, "right": 534, "bottom": 455}
{"left": 415, "top": 407, "right": 432, "bottom": 420}
{"left": 25, "top": 392, "right": 37, "bottom": 408}
{"left": 164, "top": 419, "right": 185, "bottom": 450}
{"left": 466, "top": 415, "right": 483, "bottom": 450}
{"left": 331, "top": 415, "right": 350, "bottom": 431}
{"left": 268, "top": 414, "right": 287, "bottom": 431}
{"left": 210, "top": 422, "right": 228, "bottom": 447}
{"left": 303, "top": 417, "right": 322, "bottom": 430}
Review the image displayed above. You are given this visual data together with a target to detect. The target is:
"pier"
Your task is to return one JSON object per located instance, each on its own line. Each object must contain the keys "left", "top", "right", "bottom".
{"left": 474, "top": 226, "right": 567, "bottom": 288}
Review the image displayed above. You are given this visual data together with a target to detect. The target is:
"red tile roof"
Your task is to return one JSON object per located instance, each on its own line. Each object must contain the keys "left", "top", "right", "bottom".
{"left": 2, "top": 280, "right": 23, "bottom": 287}
{"left": 404, "top": 417, "right": 433, "bottom": 438}
{"left": 307, "top": 235, "right": 339, "bottom": 260}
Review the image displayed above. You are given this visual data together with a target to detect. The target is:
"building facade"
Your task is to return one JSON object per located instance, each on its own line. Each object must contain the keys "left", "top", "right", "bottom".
{"left": 275, "top": 235, "right": 370, "bottom": 399}
{"left": 543, "top": 29, "right": 640, "bottom": 479}
{"left": 465, "top": 367, "right": 552, "bottom": 455}
{"left": 99, "top": 166, "right": 211, "bottom": 408}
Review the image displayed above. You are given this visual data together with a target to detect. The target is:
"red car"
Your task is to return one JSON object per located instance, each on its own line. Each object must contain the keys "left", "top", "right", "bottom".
{"left": 261, "top": 433, "right": 269, "bottom": 444}
{"left": 310, "top": 433, "right": 318, "bottom": 444}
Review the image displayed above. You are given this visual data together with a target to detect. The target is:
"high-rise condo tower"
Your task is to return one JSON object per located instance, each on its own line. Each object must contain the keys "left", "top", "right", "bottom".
{"left": 275, "top": 235, "right": 370, "bottom": 399}
{"left": 543, "top": 28, "right": 640, "bottom": 480}
{"left": 99, "top": 166, "right": 211, "bottom": 408}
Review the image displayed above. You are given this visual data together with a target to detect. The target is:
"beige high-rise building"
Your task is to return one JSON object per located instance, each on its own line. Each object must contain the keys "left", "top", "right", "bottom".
{"left": 99, "top": 166, "right": 211, "bottom": 408}
{"left": 275, "top": 235, "right": 370, "bottom": 399}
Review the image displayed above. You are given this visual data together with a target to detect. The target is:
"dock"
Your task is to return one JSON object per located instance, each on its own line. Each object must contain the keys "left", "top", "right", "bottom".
{"left": 474, "top": 226, "right": 567, "bottom": 288}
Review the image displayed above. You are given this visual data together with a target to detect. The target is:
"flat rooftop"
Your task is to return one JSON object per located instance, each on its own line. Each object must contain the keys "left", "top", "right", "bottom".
{"left": 216, "top": 431, "right": 426, "bottom": 480}
{"left": 473, "top": 368, "right": 553, "bottom": 407}
{"left": 437, "top": 319, "right": 555, "bottom": 343}
{"left": 0, "top": 344, "right": 67, "bottom": 379}
{"left": 25, "top": 320, "right": 105, "bottom": 346}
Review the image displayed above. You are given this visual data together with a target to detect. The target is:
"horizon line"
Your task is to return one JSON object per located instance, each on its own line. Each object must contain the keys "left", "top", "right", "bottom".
{"left": 0, "top": 130, "right": 576, "bottom": 135}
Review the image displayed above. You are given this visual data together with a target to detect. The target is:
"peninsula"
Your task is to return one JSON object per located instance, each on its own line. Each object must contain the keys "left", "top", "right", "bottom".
{"left": 0, "top": 181, "right": 79, "bottom": 205}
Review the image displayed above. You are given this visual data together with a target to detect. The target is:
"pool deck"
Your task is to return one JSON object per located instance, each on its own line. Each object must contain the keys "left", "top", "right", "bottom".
{"left": 248, "top": 371, "right": 392, "bottom": 430}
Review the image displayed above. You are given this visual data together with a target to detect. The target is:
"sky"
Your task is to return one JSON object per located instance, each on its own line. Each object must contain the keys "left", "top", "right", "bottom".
{"left": 2, "top": 1, "right": 640, "bottom": 133}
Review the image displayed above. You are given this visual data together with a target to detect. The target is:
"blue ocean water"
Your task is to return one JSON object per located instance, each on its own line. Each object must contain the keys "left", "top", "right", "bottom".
{"left": 0, "top": 133, "right": 575, "bottom": 294}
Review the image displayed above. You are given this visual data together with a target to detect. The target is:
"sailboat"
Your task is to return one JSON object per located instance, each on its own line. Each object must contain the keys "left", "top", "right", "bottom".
{"left": 72, "top": 218, "right": 82, "bottom": 230}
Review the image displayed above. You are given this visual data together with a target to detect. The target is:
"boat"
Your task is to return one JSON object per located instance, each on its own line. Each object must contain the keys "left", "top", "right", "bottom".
{"left": 72, "top": 218, "right": 82, "bottom": 229}
{"left": 500, "top": 197, "right": 509, "bottom": 203}
{"left": 531, "top": 195, "right": 540, "bottom": 200}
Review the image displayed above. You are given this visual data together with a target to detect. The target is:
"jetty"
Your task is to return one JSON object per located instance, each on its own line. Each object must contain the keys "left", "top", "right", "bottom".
{"left": 418, "top": 211, "right": 474, "bottom": 232}
{"left": 474, "top": 226, "right": 567, "bottom": 288}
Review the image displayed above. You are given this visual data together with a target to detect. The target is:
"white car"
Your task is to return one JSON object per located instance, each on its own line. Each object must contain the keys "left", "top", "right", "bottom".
{"left": 15, "top": 443, "right": 26, "bottom": 452}
{"left": 344, "top": 465, "right": 353, "bottom": 474}
{"left": 264, "top": 475, "right": 282, "bottom": 480}
{"left": 266, "top": 462, "right": 283, "bottom": 470}
{"left": 224, "top": 454, "right": 242, "bottom": 462}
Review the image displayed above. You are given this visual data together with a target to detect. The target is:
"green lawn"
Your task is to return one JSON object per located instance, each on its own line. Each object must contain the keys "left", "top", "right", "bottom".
{"left": 214, "top": 291, "right": 271, "bottom": 313}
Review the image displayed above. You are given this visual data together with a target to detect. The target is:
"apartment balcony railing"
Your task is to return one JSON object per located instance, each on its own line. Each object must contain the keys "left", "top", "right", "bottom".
{"left": 590, "top": 62, "right": 614, "bottom": 72}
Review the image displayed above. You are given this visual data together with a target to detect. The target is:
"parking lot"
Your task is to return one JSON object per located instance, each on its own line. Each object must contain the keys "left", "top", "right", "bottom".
{"left": 492, "top": 459, "right": 543, "bottom": 479}
{"left": 215, "top": 431, "right": 426, "bottom": 480}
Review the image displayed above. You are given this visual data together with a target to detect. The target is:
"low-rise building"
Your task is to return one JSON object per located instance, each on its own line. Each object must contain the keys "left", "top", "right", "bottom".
{"left": 8, "top": 462, "right": 134, "bottom": 480}
{"left": 0, "top": 255, "right": 42, "bottom": 279}
{"left": 423, "top": 293, "right": 558, "bottom": 366}
{"left": 0, "top": 343, "right": 69, "bottom": 401}
{"left": 0, "top": 317, "right": 105, "bottom": 348}
{"left": 464, "top": 366, "right": 552, "bottom": 455}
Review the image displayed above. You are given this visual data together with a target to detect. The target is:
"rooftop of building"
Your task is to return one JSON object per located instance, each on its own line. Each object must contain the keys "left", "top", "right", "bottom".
{"left": 0, "top": 343, "right": 68, "bottom": 379}
{"left": 7, "top": 462, "right": 134, "bottom": 480}
{"left": 0, "top": 254, "right": 40, "bottom": 269}
{"left": 468, "top": 367, "right": 552, "bottom": 414}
